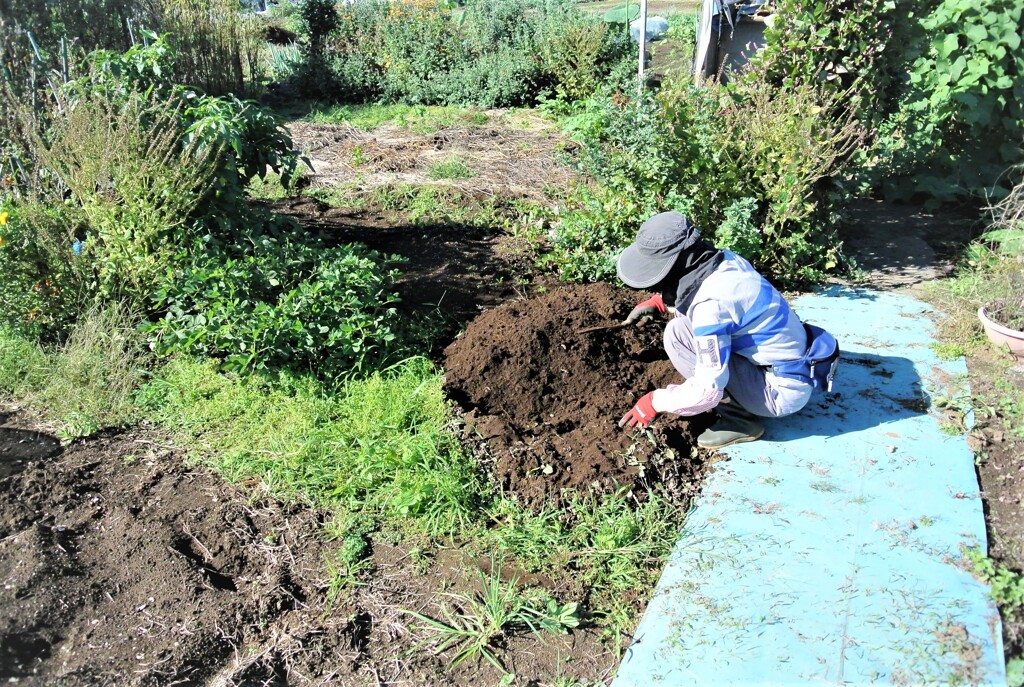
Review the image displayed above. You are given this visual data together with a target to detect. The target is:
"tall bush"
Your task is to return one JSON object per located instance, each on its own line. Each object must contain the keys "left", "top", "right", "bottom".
{"left": 1, "top": 40, "right": 285, "bottom": 327}
{"left": 885, "top": 0, "right": 1024, "bottom": 200}
{"left": 292, "top": 0, "right": 631, "bottom": 108}
{"left": 751, "top": 0, "right": 1023, "bottom": 202}
{"left": 547, "top": 69, "right": 865, "bottom": 286}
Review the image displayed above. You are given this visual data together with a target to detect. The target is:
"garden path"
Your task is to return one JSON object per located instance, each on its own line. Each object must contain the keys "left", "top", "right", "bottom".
{"left": 612, "top": 284, "right": 1006, "bottom": 685}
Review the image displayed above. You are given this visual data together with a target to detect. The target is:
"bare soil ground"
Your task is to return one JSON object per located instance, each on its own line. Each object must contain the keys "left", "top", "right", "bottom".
{"left": 0, "top": 415, "right": 619, "bottom": 686}
{"left": 968, "top": 352, "right": 1024, "bottom": 659}
{"left": 288, "top": 113, "right": 577, "bottom": 203}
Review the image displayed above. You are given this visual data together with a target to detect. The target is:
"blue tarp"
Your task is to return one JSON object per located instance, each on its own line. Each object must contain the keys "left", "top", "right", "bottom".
{"left": 613, "top": 286, "right": 1006, "bottom": 686}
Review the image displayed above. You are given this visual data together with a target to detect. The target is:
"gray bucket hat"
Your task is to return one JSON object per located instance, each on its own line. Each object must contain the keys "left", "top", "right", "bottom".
{"left": 616, "top": 211, "right": 701, "bottom": 288}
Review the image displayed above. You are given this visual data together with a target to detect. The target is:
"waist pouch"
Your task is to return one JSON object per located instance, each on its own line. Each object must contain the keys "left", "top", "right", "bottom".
{"left": 770, "top": 323, "right": 840, "bottom": 392}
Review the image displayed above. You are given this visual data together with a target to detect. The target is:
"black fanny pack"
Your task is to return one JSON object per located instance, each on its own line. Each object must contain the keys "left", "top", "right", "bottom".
{"left": 770, "top": 323, "right": 840, "bottom": 392}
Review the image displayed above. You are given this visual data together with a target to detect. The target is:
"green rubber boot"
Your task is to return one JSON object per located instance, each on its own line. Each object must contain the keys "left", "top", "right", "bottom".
{"left": 697, "top": 403, "right": 765, "bottom": 449}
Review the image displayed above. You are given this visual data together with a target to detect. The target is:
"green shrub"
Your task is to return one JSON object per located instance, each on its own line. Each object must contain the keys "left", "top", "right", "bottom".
{"left": 437, "top": 47, "right": 541, "bottom": 108}
{"left": 715, "top": 74, "right": 863, "bottom": 279}
{"left": 376, "top": 0, "right": 468, "bottom": 104}
{"left": 34, "top": 88, "right": 221, "bottom": 310}
{"left": 545, "top": 85, "right": 731, "bottom": 282}
{"left": 547, "top": 70, "right": 863, "bottom": 286}
{"left": 537, "top": 15, "right": 611, "bottom": 103}
{"left": 0, "top": 201, "right": 88, "bottom": 339}
{"left": 300, "top": 0, "right": 340, "bottom": 56}
{"left": 145, "top": 234, "right": 404, "bottom": 378}
{"left": 1, "top": 37, "right": 306, "bottom": 341}
{"left": 751, "top": 0, "right": 1024, "bottom": 202}
{"left": 885, "top": 0, "right": 1024, "bottom": 200}
{"left": 292, "top": 0, "right": 628, "bottom": 107}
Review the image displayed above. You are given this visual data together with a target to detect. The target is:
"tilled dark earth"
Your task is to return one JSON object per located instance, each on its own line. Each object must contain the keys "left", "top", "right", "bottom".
{"left": 444, "top": 282, "right": 711, "bottom": 509}
{"left": 0, "top": 419, "right": 615, "bottom": 686}
{"left": 0, "top": 423, "right": 344, "bottom": 685}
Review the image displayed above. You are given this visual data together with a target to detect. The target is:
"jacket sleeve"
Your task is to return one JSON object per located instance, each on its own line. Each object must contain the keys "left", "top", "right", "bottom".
{"left": 651, "top": 381, "right": 724, "bottom": 416}
{"left": 651, "top": 299, "right": 735, "bottom": 416}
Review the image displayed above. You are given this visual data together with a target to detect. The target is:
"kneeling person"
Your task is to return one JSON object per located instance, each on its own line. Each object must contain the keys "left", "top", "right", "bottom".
{"left": 616, "top": 211, "right": 838, "bottom": 449}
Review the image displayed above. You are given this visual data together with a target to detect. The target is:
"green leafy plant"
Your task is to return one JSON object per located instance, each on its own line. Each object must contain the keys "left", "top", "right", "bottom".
{"left": 322, "top": 513, "right": 376, "bottom": 603}
{"left": 886, "top": 0, "right": 1024, "bottom": 200}
{"left": 1008, "top": 657, "right": 1024, "bottom": 687}
{"left": 2, "top": 37, "right": 307, "bottom": 341}
{"left": 965, "top": 546, "right": 1024, "bottom": 619}
{"left": 145, "top": 236, "right": 403, "bottom": 378}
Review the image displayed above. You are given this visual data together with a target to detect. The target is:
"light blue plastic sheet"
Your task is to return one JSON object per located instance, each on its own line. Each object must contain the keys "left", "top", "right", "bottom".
{"left": 613, "top": 286, "right": 1006, "bottom": 686}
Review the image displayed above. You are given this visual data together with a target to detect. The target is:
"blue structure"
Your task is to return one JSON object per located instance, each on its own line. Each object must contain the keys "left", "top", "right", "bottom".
{"left": 613, "top": 286, "right": 1006, "bottom": 686}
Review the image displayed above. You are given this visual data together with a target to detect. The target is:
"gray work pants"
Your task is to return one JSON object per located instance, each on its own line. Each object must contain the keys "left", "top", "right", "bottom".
{"left": 664, "top": 316, "right": 812, "bottom": 418}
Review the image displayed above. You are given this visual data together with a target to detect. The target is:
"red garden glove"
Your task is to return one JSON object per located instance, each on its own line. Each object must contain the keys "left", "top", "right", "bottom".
{"left": 619, "top": 392, "right": 658, "bottom": 429}
{"left": 623, "top": 293, "right": 667, "bottom": 325}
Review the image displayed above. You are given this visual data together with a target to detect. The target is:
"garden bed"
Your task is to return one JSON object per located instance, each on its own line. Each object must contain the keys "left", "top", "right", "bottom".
{"left": 0, "top": 199, "right": 711, "bottom": 685}
{"left": 0, "top": 418, "right": 619, "bottom": 686}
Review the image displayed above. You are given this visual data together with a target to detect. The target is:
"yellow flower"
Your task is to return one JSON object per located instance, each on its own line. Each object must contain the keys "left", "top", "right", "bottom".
{"left": 0, "top": 236, "right": 5, "bottom": 247}
{"left": 0, "top": 211, "right": 7, "bottom": 226}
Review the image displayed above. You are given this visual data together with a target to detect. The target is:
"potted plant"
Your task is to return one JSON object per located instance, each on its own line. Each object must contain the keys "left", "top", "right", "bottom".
{"left": 978, "top": 269, "right": 1024, "bottom": 359}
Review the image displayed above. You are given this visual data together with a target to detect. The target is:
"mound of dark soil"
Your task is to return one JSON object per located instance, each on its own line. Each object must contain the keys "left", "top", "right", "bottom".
{"left": 444, "top": 282, "right": 711, "bottom": 508}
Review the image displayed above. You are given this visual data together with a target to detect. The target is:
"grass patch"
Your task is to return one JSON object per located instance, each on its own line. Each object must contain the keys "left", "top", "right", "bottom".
{"left": 0, "top": 327, "right": 49, "bottom": 395}
{"left": 428, "top": 156, "right": 476, "bottom": 180}
{"left": 306, "top": 184, "right": 363, "bottom": 208}
{"left": 926, "top": 249, "right": 1024, "bottom": 353}
{"left": 0, "top": 306, "right": 149, "bottom": 441}
{"left": 246, "top": 170, "right": 298, "bottom": 201}
{"left": 360, "top": 182, "right": 555, "bottom": 230}
{"left": 139, "top": 356, "right": 481, "bottom": 537}
{"left": 477, "top": 489, "right": 686, "bottom": 642}
{"left": 304, "top": 103, "right": 489, "bottom": 132}
{"left": 405, "top": 562, "right": 579, "bottom": 673}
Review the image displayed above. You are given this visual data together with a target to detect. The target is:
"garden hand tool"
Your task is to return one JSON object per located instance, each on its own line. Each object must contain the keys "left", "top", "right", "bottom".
{"left": 578, "top": 314, "right": 652, "bottom": 335}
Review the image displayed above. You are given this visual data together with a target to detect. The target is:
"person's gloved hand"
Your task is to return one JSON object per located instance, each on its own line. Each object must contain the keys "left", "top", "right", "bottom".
{"left": 624, "top": 293, "right": 666, "bottom": 325}
{"left": 619, "top": 392, "right": 658, "bottom": 429}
